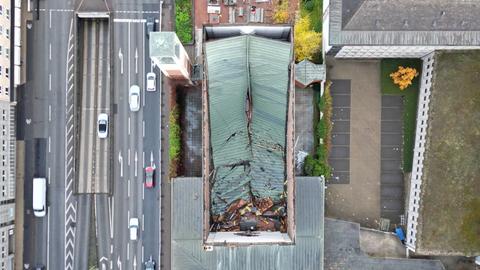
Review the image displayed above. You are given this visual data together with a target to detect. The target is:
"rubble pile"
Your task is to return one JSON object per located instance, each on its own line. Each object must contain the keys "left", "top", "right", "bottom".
{"left": 211, "top": 197, "right": 287, "bottom": 232}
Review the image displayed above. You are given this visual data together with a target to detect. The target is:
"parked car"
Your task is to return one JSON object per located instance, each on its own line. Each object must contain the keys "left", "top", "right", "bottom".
{"left": 146, "top": 72, "right": 156, "bottom": 92}
{"left": 145, "top": 166, "right": 155, "bottom": 188}
{"left": 144, "top": 256, "right": 155, "bottom": 270}
{"left": 129, "top": 85, "right": 141, "bottom": 112}
{"left": 97, "top": 113, "right": 108, "bottom": 138}
{"left": 129, "top": 218, "right": 139, "bottom": 241}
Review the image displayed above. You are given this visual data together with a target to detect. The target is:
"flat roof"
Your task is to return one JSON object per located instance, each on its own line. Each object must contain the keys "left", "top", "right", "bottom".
{"left": 416, "top": 50, "right": 480, "bottom": 255}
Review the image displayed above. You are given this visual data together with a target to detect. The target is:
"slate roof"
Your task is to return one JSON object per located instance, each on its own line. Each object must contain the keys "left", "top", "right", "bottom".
{"left": 324, "top": 218, "right": 446, "bottom": 270}
{"left": 205, "top": 35, "right": 292, "bottom": 215}
{"left": 329, "top": 0, "right": 480, "bottom": 46}
{"left": 295, "top": 60, "right": 325, "bottom": 87}
{"left": 171, "top": 177, "right": 325, "bottom": 270}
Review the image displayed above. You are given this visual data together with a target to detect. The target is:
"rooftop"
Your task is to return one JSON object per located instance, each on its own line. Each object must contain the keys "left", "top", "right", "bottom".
{"left": 205, "top": 34, "right": 292, "bottom": 232}
{"left": 329, "top": 0, "right": 480, "bottom": 46}
{"left": 416, "top": 50, "right": 480, "bottom": 256}
{"left": 172, "top": 177, "right": 324, "bottom": 270}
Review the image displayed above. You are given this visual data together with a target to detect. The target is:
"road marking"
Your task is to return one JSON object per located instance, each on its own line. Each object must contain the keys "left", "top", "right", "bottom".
{"left": 118, "top": 152, "right": 123, "bottom": 177}
{"left": 118, "top": 48, "right": 123, "bottom": 74}
{"left": 128, "top": 179, "right": 131, "bottom": 197}
{"left": 128, "top": 117, "right": 130, "bottom": 135}
{"left": 47, "top": 208, "right": 50, "bottom": 270}
{"left": 111, "top": 197, "right": 115, "bottom": 238}
{"left": 142, "top": 185, "right": 145, "bottom": 200}
{"left": 127, "top": 243, "right": 130, "bottom": 260}
{"left": 128, "top": 149, "right": 131, "bottom": 166}
{"left": 127, "top": 210, "right": 130, "bottom": 224}
{"left": 48, "top": 105, "right": 51, "bottom": 122}
{"left": 113, "top": 18, "right": 147, "bottom": 23}
{"left": 143, "top": 151, "right": 145, "bottom": 168}
{"left": 117, "top": 256, "right": 122, "bottom": 270}
{"left": 49, "top": 74, "right": 52, "bottom": 91}
{"left": 142, "top": 214, "right": 144, "bottom": 231}
{"left": 49, "top": 10, "right": 52, "bottom": 28}
{"left": 48, "top": 136, "right": 51, "bottom": 153}
{"left": 142, "top": 120, "right": 145, "bottom": 138}
{"left": 135, "top": 151, "right": 138, "bottom": 177}
{"left": 142, "top": 245, "right": 144, "bottom": 262}
{"left": 135, "top": 48, "right": 138, "bottom": 74}
{"left": 49, "top": 43, "right": 52, "bottom": 60}
{"left": 48, "top": 167, "right": 51, "bottom": 184}
{"left": 133, "top": 256, "right": 137, "bottom": 268}
{"left": 128, "top": 22, "right": 131, "bottom": 92}
{"left": 110, "top": 244, "right": 113, "bottom": 254}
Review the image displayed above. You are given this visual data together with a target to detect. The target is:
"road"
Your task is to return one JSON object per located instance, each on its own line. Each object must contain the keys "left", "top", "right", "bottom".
{"left": 21, "top": 0, "right": 167, "bottom": 269}
{"left": 20, "top": 0, "right": 76, "bottom": 269}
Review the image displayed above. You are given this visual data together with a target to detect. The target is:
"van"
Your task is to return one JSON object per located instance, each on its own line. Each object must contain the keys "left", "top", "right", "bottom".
{"left": 129, "top": 218, "right": 139, "bottom": 240}
{"left": 33, "top": 178, "right": 47, "bottom": 217}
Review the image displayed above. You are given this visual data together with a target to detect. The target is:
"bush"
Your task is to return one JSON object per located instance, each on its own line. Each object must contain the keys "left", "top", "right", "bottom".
{"left": 273, "top": 0, "right": 290, "bottom": 23}
{"left": 304, "top": 155, "right": 331, "bottom": 176}
{"left": 390, "top": 66, "right": 419, "bottom": 90}
{"left": 175, "top": 0, "right": 193, "bottom": 43}
{"left": 303, "top": 0, "right": 314, "bottom": 11}
{"left": 169, "top": 106, "right": 181, "bottom": 162}
{"left": 294, "top": 14, "right": 321, "bottom": 62}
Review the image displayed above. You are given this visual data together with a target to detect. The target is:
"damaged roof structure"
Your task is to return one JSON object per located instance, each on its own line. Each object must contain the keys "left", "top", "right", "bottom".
{"left": 202, "top": 25, "right": 296, "bottom": 240}
{"left": 172, "top": 177, "right": 324, "bottom": 270}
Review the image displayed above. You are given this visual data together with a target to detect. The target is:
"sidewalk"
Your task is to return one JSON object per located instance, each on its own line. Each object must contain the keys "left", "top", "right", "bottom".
{"left": 14, "top": 142, "right": 25, "bottom": 270}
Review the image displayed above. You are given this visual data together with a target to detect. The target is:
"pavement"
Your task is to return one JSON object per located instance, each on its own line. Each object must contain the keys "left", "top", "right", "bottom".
{"left": 294, "top": 87, "right": 315, "bottom": 175}
{"left": 179, "top": 87, "right": 202, "bottom": 177}
{"left": 326, "top": 58, "right": 382, "bottom": 228}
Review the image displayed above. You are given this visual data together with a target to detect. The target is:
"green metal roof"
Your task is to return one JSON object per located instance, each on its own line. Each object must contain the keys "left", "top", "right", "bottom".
{"left": 205, "top": 35, "right": 292, "bottom": 215}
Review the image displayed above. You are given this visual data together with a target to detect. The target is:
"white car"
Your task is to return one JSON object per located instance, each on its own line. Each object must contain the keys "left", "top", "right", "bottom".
{"left": 129, "top": 218, "right": 139, "bottom": 241}
{"left": 146, "top": 72, "right": 156, "bottom": 92}
{"left": 97, "top": 113, "right": 108, "bottom": 139}
{"left": 129, "top": 85, "right": 141, "bottom": 111}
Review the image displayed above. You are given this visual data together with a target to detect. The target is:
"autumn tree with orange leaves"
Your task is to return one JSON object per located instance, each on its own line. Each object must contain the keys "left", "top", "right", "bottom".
{"left": 390, "top": 66, "right": 419, "bottom": 90}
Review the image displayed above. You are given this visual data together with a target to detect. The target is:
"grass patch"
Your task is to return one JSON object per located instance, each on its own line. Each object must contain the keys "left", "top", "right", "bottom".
{"left": 380, "top": 59, "right": 422, "bottom": 172}
{"left": 169, "top": 105, "right": 181, "bottom": 178}
{"left": 304, "top": 83, "right": 332, "bottom": 177}
{"left": 175, "top": 0, "right": 193, "bottom": 44}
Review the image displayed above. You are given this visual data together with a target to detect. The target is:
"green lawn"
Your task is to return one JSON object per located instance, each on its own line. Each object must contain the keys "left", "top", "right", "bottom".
{"left": 175, "top": 0, "right": 193, "bottom": 44}
{"left": 380, "top": 59, "right": 422, "bottom": 172}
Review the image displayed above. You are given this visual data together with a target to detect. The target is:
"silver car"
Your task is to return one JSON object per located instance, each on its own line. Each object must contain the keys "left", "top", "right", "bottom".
{"left": 97, "top": 113, "right": 108, "bottom": 138}
{"left": 129, "top": 85, "right": 141, "bottom": 111}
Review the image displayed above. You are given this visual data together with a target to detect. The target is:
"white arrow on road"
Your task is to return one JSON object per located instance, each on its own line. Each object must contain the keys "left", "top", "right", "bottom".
{"left": 119, "top": 48, "right": 124, "bottom": 74}
{"left": 135, "top": 151, "right": 138, "bottom": 177}
{"left": 133, "top": 256, "right": 137, "bottom": 268}
{"left": 135, "top": 48, "right": 138, "bottom": 74}
{"left": 118, "top": 152, "right": 123, "bottom": 177}
{"left": 117, "top": 256, "right": 122, "bottom": 270}
{"left": 100, "top": 256, "right": 108, "bottom": 263}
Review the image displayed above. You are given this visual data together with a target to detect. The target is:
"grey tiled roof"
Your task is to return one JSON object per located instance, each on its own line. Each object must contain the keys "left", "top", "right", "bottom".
{"left": 295, "top": 60, "right": 325, "bottom": 87}
{"left": 324, "top": 218, "right": 446, "bottom": 270}
{"left": 171, "top": 177, "right": 325, "bottom": 270}
{"left": 329, "top": 0, "right": 480, "bottom": 46}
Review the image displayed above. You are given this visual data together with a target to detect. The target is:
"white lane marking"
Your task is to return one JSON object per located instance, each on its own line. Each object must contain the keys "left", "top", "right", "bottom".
{"left": 113, "top": 18, "right": 147, "bottom": 23}
{"left": 127, "top": 243, "right": 130, "bottom": 260}
{"left": 112, "top": 196, "right": 115, "bottom": 238}
{"left": 47, "top": 207, "right": 50, "bottom": 270}
{"left": 49, "top": 43, "right": 52, "bottom": 60}
{"left": 109, "top": 197, "right": 113, "bottom": 239}
{"left": 49, "top": 10, "right": 52, "bottom": 28}
{"left": 128, "top": 22, "right": 131, "bottom": 92}
{"left": 142, "top": 214, "right": 144, "bottom": 231}
{"left": 110, "top": 244, "right": 113, "bottom": 254}
{"left": 142, "top": 186, "right": 144, "bottom": 200}
{"left": 143, "top": 151, "right": 145, "bottom": 168}
{"left": 128, "top": 179, "right": 131, "bottom": 198}
{"left": 118, "top": 152, "right": 123, "bottom": 178}
{"left": 128, "top": 117, "right": 131, "bottom": 135}
{"left": 142, "top": 24, "right": 145, "bottom": 107}
{"left": 142, "top": 246, "right": 144, "bottom": 263}
{"left": 49, "top": 74, "right": 52, "bottom": 91}
{"left": 134, "top": 151, "right": 138, "bottom": 177}
{"left": 118, "top": 48, "right": 123, "bottom": 74}
{"left": 142, "top": 121, "right": 145, "bottom": 138}
{"left": 48, "top": 105, "right": 52, "bottom": 122}
{"left": 128, "top": 149, "right": 131, "bottom": 166}
{"left": 48, "top": 167, "right": 51, "bottom": 184}
{"left": 48, "top": 136, "right": 51, "bottom": 153}
{"left": 135, "top": 48, "right": 138, "bottom": 74}
{"left": 94, "top": 195, "right": 99, "bottom": 237}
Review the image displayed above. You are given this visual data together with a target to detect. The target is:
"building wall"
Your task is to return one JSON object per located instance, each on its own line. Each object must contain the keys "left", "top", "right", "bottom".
{"left": 406, "top": 52, "right": 435, "bottom": 252}
{"left": 332, "top": 46, "right": 480, "bottom": 58}
{"left": 0, "top": 0, "right": 14, "bottom": 268}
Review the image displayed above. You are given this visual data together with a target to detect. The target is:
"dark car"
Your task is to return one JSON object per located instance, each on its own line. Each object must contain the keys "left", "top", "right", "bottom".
{"left": 145, "top": 166, "right": 155, "bottom": 188}
{"left": 145, "top": 255, "right": 155, "bottom": 270}
{"left": 146, "top": 18, "right": 155, "bottom": 36}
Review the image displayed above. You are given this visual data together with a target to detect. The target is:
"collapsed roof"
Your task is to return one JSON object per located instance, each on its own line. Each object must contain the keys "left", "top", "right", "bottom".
{"left": 205, "top": 35, "right": 292, "bottom": 227}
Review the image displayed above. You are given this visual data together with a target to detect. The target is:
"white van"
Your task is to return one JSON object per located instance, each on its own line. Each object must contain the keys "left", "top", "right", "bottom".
{"left": 129, "top": 218, "right": 139, "bottom": 240}
{"left": 33, "top": 178, "right": 47, "bottom": 217}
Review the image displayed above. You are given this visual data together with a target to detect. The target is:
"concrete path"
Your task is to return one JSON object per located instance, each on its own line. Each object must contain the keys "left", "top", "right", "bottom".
{"left": 294, "top": 87, "right": 315, "bottom": 175}
{"left": 326, "top": 59, "right": 382, "bottom": 228}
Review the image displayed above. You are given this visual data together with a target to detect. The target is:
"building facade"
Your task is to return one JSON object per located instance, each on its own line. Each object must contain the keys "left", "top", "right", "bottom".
{"left": 0, "top": 0, "right": 15, "bottom": 268}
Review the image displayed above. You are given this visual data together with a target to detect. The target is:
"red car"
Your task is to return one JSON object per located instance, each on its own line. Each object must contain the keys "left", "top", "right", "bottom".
{"left": 144, "top": 166, "right": 155, "bottom": 188}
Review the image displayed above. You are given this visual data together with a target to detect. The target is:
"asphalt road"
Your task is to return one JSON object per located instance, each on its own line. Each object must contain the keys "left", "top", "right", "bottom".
{"left": 21, "top": 0, "right": 76, "bottom": 269}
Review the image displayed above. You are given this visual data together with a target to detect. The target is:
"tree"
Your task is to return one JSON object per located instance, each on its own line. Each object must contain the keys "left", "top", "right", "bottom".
{"left": 273, "top": 0, "right": 289, "bottom": 23}
{"left": 390, "top": 66, "right": 419, "bottom": 90}
{"left": 294, "top": 15, "right": 322, "bottom": 62}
